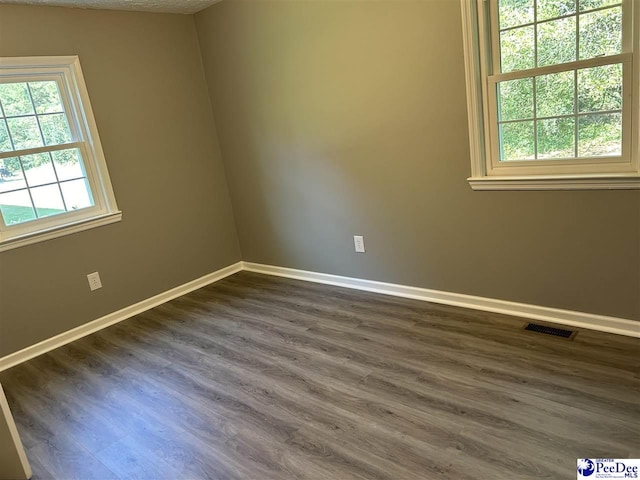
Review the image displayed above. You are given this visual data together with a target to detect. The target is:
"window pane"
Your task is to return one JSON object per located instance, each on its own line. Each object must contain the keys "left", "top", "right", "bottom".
{"left": 537, "top": 117, "right": 575, "bottom": 158}
{"left": 30, "top": 184, "right": 66, "bottom": 218}
{"left": 536, "top": 71, "right": 574, "bottom": 118}
{"left": 579, "top": 7, "right": 622, "bottom": 60}
{"left": 21, "top": 153, "right": 57, "bottom": 187}
{"left": 52, "top": 148, "right": 85, "bottom": 181}
{"left": 0, "top": 189, "right": 36, "bottom": 225}
{"left": 578, "top": 64, "right": 622, "bottom": 113}
{"left": 0, "top": 157, "right": 26, "bottom": 193}
{"left": 499, "top": 0, "right": 534, "bottom": 29}
{"left": 500, "top": 26, "right": 535, "bottom": 73}
{"left": 39, "top": 113, "right": 72, "bottom": 146}
{"left": 499, "top": 121, "right": 535, "bottom": 160}
{"left": 578, "top": 113, "right": 621, "bottom": 156}
{"left": 7, "top": 116, "right": 43, "bottom": 150}
{"left": 29, "top": 81, "right": 64, "bottom": 115}
{"left": 498, "top": 78, "right": 533, "bottom": 121}
{"left": 60, "top": 179, "right": 93, "bottom": 210}
{"left": 579, "top": 0, "right": 620, "bottom": 12}
{"left": 0, "top": 83, "right": 34, "bottom": 117}
{"left": 0, "top": 120, "right": 12, "bottom": 152}
{"left": 538, "top": 16, "right": 576, "bottom": 67}
{"left": 537, "top": 0, "right": 575, "bottom": 22}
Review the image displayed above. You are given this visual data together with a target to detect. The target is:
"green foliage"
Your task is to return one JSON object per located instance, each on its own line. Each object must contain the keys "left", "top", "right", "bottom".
{"left": 7, "top": 116, "right": 41, "bottom": 150}
{"left": 500, "top": 121, "right": 534, "bottom": 160}
{"left": 538, "top": 118, "right": 575, "bottom": 158}
{"left": 52, "top": 149, "right": 80, "bottom": 168}
{"left": 578, "top": 64, "right": 622, "bottom": 113}
{"left": 497, "top": 3, "right": 624, "bottom": 160}
{"left": 578, "top": 113, "right": 621, "bottom": 156}
{"left": 579, "top": 7, "right": 622, "bottom": 60}
{"left": 538, "top": 0, "right": 575, "bottom": 21}
{"left": 0, "top": 121, "right": 11, "bottom": 152}
{"left": 0, "top": 80, "right": 71, "bottom": 153}
{"left": 500, "top": 26, "right": 534, "bottom": 72}
{"left": 499, "top": 78, "right": 533, "bottom": 121}
{"left": 538, "top": 17, "right": 576, "bottom": 67}
{"left": 0, "top": 149, "right": 80, "bottom": 177}
{"left": 498, "top": 0, "right": 533, "bottom": 29}
{"left": 29, "top": 82, "right": 64, "bottom": 114}
{"left": 499, "top": 4, "right": 621, "bottom": 72}
{"left": 0, "top": 83, "right": 34, "bottom": 117}
{"left": 579, "top": 0, "right": 619, "bottom": 12}
{"left": 40, "top": 113, "right": 71, "bottom": 145}
{"left": 0, "top": 80, "right": 75, "bottom": 177}
{"left": 20, "top": 153, "right": 50, "bottom": 174}
{"left": 0, "top": 157, "right": 21, "bottom": 179}
{"left": 536, "top": 71, "right": 574, "bottom": 117}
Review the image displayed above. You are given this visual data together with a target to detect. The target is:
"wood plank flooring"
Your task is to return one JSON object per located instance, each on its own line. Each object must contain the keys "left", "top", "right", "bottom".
{"left": 1, "top": 271, "right": 638, "bottom": 479}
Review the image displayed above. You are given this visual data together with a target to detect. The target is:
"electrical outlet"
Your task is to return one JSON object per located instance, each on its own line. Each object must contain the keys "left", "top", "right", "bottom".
{"left": 87, "top": 272, "right": 102, "bottom": 291}
{"left": 354, "top": 235, "right": 365, "bottom": 253}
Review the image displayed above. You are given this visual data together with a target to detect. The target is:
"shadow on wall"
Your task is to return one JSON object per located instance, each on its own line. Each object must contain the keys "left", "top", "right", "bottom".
{"left": 213, "top": 0, "right": 468, "bottom": 280}
{"left": 197, "top": 0, "right": 640, "bottom": 320}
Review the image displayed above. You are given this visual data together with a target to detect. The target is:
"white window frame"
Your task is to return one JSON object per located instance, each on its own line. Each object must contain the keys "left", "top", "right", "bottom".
{"left": 460, "top": 0, "right": 640, "bottom": 190}
{"left": 0, "top": 56, "right": 120, "bottom": 251}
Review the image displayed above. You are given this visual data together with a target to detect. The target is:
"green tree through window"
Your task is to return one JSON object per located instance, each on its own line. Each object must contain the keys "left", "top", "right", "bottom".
{"left": 495, "top": 0, "right": 625, "bottom": 161}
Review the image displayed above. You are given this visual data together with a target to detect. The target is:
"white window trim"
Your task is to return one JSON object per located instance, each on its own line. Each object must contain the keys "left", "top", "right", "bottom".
{"left": 0, "top": 56, "right": 121, "bottom": 252}
{"left": 460, "top": 0, "right": 640, "bottom": 190}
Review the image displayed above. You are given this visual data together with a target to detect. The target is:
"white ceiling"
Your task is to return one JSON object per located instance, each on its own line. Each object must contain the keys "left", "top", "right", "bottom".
{"left": 0, "top": 0, "right": 223, "bottom": 14}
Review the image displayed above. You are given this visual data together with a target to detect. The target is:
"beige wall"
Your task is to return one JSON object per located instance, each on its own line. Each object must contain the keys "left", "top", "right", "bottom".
{"left": 0, "top": 5, "right": 241, "bottom": 357}
{"left": 195, "top": 0, "right": 640, "bottom": 320}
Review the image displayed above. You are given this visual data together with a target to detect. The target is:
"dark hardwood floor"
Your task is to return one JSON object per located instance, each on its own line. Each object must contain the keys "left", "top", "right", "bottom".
{"left": 1, "top": 271, "right": 638, "bottom": 479}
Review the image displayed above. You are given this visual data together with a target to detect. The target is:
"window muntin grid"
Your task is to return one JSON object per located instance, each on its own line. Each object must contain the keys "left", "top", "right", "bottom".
{"left": 491, "top": 0, "right": 628, "bottom": 163}
{"left": 0, "top": 79, "right": 94, "bottom": 226}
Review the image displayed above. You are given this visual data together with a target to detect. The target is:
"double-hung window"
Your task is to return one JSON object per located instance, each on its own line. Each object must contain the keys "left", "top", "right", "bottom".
{"left": 0, "top": 56, "right": 120, "bottom": 250}
{"left": 461, "top": 0, "right": 639, "bottom": 189}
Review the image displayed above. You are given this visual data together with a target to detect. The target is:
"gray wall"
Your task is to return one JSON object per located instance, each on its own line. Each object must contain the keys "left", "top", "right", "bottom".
{"left": 0, "top": 1, "right": 637, "bottom": 360}
{"left": 0, "top": 5, "right": 241, "bottom": 357}
{"left": 194, "top": 0, "right": 640, "bottom": 320}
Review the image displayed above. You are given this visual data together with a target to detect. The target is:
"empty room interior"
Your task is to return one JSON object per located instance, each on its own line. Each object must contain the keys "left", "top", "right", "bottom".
{"left": 0, "top": 0, "right": 639, "bottom": 478}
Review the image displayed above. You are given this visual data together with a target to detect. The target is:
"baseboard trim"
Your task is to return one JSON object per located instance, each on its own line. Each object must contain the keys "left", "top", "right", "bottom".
{"left": 242, "top": 262, "right": 640, "bottom": 338}
{"left": 2, "top": 259, "right": 637, "bottom": 372}
{"left": 0, "top": 261, "right": 243, "bottom": 373}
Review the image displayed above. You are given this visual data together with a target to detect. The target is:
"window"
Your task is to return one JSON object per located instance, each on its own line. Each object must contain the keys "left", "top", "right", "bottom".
{"left": 460, "top": 0, "right": 639, "bottom": 190}
{"left": 0, "top": 56, "right": 120, "bottom": 250}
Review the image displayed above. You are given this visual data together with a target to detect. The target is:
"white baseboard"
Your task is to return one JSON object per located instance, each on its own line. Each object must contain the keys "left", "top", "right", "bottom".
{"left": 242, "top": 262, "right": 640, "bottom": 338}
{"left": 0, "top": 262, "right": 243, "bottom": 373}
{"left": 2, "top": 259, "right": 637, "bottom": 372}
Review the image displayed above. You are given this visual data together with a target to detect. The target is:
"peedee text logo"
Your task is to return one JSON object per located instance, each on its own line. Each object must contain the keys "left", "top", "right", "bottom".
{"left": 578, "top": 459, "right": 640, "bottom": 479}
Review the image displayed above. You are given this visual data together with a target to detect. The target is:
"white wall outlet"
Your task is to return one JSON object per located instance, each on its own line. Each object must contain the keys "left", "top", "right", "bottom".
{"left": 354, "top": 235, "right": 365, "bottom": 253}
{"left": 87, "top": 272, "right": 102, "bottom": 291}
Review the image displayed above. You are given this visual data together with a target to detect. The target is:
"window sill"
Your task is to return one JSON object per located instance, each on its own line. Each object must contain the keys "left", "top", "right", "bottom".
{"left": 468, "top": 175, "right": 640, "bottom": 191}
{"left": 0, "top": 211, "right": 122, "bottom": 253}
